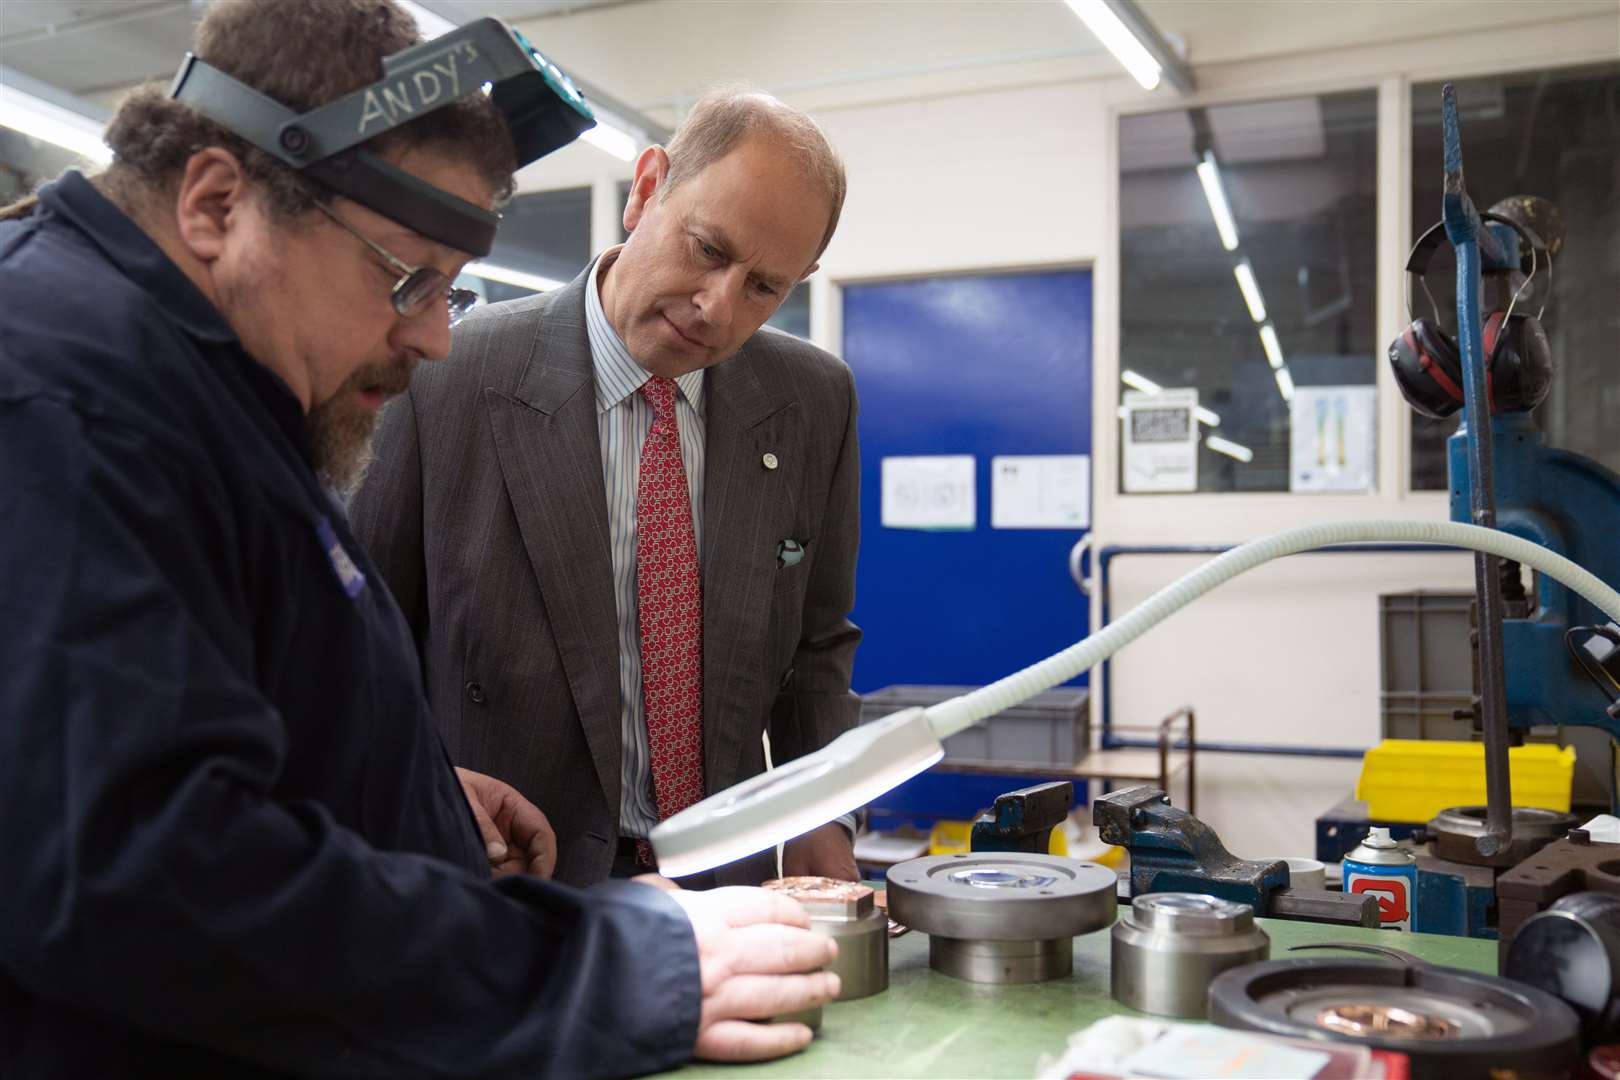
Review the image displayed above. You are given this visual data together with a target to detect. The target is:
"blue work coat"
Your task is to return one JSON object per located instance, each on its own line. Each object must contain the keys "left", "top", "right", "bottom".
{"left": 0, "top": 172, "right": 699, "bottom": 1079}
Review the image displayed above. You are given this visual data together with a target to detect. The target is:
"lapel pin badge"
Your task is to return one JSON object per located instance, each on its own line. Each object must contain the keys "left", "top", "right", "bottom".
{"left": 777, "top": 538, "right": 804, "bottom": 568}
{"left": 762, "top": 452, "right": 779, "bottom": 471}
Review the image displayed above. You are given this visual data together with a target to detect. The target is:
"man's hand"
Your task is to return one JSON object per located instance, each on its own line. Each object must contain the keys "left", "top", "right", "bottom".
{"left": 657, "top": 885, "right": 840, "bottom": 1063}
{"left": 782, "top": 822, "right": 859, "bottom": 881}
{"left": 454, "top": 767, "right": 557, "bottom": 879}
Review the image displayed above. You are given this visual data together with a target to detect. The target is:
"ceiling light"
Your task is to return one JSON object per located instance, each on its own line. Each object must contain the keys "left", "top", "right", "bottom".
{"left": 580, "top": 121, "right": 639, "bottom": 162}
{"left": 1195, "top": 151, "right": 1239, "bottom": 251}
{"left": 1204, "top": 435, "right": 1253, "bottom": 462}
{"left": 1194, "top": 406, "right": 1221, "bottom": 427}
{"left": 1232, "top": 259, "right": 1266, "bottom": 323}
{"left": 463, "top": 262, "right": 566, "bottom": 293}
{"left": 1274, "top": 366, "right": 1296, "bottom": 402}
{"left": 396, "top": 0, "right": 458, "bottom": 38}
{"left": 0, "top": 83, "right": 111, "bottom": 165}
{"left": 1065, "top": 0, "right": 1162, "bottom": 90}
{"left": 1120, "top": 369, "right": 1163, "bottom": 394}
{"left": 1258, "top": 323, "right": 1285, "bottom": 370}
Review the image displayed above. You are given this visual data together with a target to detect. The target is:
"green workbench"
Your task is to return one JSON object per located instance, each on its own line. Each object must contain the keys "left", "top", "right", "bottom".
{"left": 672, "top": 912, "right": 1495, "bottom": 1078}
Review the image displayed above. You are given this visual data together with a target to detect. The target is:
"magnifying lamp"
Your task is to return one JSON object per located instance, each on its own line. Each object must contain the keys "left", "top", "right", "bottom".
{"left": 650, "top": 707, "right": 943, "bottom": 879}
{"left": 648, "top": 519, "right": 1620, "bottom": 879}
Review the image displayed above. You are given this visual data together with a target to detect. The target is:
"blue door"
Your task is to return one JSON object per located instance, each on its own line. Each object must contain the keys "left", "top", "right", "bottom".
{"left": 843, "top": 269, "right": 1093, "bottom": 693}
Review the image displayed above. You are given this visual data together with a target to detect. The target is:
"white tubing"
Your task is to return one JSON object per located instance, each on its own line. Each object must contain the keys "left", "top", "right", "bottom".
{"left": 924, "top": 519, "right": 1620, "bottom": 740}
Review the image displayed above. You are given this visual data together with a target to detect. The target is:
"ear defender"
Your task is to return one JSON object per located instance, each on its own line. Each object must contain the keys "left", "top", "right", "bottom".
{"left": 1388, "top": 211, "right": 1552, "bottom": 421}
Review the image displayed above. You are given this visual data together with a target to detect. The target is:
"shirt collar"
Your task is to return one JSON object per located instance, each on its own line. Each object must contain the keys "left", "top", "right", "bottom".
{"left": 37, "top": 170, "right": 239, "bottom": 348}
{"left": 584, "top": 247, "right": 705, "bottom": 417}
{"left": 38, "top": 171, "right": 313, "bottom": 462}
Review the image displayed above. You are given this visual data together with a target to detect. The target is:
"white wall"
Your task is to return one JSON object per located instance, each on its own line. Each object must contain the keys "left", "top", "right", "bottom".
{"left": 507, "top": 2, "right": 1620, "bottom": 853}
{"left": 1107, "top": 551, "right": 1477, "bottom": 857}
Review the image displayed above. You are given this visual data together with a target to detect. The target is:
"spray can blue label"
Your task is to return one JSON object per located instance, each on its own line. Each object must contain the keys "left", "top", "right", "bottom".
{"left": 1343, "top": 827, "right": 1416, "bottom": 931}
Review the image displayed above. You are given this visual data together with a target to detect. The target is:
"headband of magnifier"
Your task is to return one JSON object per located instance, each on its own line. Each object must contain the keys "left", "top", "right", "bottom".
{"left": 168, "top": 18, "right": 595, "bottom": 256}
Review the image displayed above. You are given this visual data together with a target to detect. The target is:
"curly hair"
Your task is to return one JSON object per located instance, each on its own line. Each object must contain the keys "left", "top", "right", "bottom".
{"left": 102, "top": 0, "right": 515, "bottom": 221}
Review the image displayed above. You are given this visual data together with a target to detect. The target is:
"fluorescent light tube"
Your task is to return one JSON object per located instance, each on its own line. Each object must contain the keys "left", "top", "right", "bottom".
{"left": 1065, "top": 0, "right": 1162, "bottom": 90}
{"left": 1233, "top": 259, "right": 1266, "bottom": 323}
{"left": 0, "top": 84, "right": 111, "bottom": 165}
{"left": 464, "top": 262, "right": 567, "bottom": 293}
{"left": 1204, "top": 435, "right": 1253, "bottom": 462}
{"left": 396, "top": 0, "right": 458, "bottom": 38}
{"left": 1195, "top": 151, "right": 1239, "bottom": 251}
{"left": 1259, "top": 323, "right": 1285, "bottom": 370}
{"left": 1195, "top": 406, "right": 1221, "bottom": 427}
{"left": 1274, "top": 366, "right": 1296, "bottom": 402}
{"left": 580, "top": 121, "right": 639, "bottom": 162}
{"left": 1120, "top": 369, "right": 1163, "bottom": 394}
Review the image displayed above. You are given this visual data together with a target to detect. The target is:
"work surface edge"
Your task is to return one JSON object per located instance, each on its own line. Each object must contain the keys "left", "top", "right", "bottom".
{"left": 669, "top": 907, "right": 1495, "bottom": 1078}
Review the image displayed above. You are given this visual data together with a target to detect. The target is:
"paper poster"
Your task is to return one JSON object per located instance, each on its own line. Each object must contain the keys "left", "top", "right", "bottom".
{"left": 991, "top": 455, "right": 1090, "bottom": 529}
{"left": 1122, "top": 389, "right": 1199, "bottom": 493}
{"left": 880, "top": 455, "right": 975, "bottom": 530}
{"left": 1290, "top": 385, "right": 1376, "bottom": 492}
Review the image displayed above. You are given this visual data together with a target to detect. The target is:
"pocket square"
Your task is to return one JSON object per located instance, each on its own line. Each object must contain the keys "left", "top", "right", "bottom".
{"left": 777, "top": 538, "right": 805, "bottom": 568}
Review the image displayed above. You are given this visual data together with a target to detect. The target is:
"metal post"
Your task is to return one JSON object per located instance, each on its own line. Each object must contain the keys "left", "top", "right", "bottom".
{"left": 1440, "top": 85, "right": 1513, "bottom": 857}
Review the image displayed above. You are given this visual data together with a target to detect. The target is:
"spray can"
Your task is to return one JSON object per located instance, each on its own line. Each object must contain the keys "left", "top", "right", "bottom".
{"left": 1343, "top": 827, "right": 1417, "bottom": 932}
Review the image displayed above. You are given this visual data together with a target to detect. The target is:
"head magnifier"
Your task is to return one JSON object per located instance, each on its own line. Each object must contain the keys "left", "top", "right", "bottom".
{"left": 167, "top": 18, "right": 596, "bottom": 257}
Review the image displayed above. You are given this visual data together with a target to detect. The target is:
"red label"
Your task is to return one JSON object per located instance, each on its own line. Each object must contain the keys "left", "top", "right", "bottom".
{"left": 1351, "top": 876, "right": 1411, "bottom": 924}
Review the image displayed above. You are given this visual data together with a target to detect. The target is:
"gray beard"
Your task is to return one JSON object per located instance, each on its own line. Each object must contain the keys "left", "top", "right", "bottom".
{"left": 308, "top": 394, "right": 380, "bottom": 499}
{"left": 308, "top": 357, "right": 417, "bottom": 498}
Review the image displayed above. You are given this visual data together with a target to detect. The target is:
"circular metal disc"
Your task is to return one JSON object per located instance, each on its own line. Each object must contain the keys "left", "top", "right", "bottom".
{"left": 886, "top": 853, "right": 1117, "bottom": 941}
{"left": 1208, "top": 959, "right": 1581, "bottom": 1079}
{"left": 1273, "top": 985, "right": 1521, "bottom": 1040}
{"left": 1427, "top": 805, "right": 1578, "bottom": 867}
{"left": 1130, "top": 892, "right": 1255, "bottom": 936}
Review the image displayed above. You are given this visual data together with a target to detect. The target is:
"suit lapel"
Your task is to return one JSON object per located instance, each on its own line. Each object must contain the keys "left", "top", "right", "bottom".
{"left": 702, "top": 348, "right": 798, "bottom": 793}
{"left": 484, "top": 278, "right": 624, "bottom": 815}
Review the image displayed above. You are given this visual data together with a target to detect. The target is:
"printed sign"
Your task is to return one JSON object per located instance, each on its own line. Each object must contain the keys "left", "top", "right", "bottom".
{"left": 991, "top": 455, "right": 1090, "bottom": 529}
{"left": 1290, "top": 385, "right": 1376, "bottom": 492}
{"left": 880, "top": 455, "right": 976, "bottom": 530}
{"left": 1122, "top": 389, "right": 1199, "bottom": 493}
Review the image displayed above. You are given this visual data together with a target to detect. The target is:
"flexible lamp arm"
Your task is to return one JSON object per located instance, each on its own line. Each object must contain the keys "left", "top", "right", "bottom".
{"left": 651, "top": 519, "right": 1620, "bottom": 878}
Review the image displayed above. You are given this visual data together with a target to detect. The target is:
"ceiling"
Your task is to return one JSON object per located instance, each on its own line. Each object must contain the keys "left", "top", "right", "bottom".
{"left": 0, "top": 0, "right": 627, "bottom": 103}
{"left": 0, "top": 0, "right": 1610, "bottom": 145}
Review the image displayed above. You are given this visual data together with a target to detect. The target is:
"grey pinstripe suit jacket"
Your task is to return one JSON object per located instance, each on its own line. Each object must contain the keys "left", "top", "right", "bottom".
{"left": 349, "top": 268, "right": 863, "bottom": 887}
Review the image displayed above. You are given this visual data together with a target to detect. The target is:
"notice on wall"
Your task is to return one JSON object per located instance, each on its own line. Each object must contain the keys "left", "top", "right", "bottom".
{"left": 1290, "top": 385, "right": 1376, "bottom": 492}
{"left": 1122, "top": 389, "right": 1199, "bottom": 493}
{"left": 991, "top": 455, "right": 1090, "bottom": 529}
{"left": 880, "top": 455, "right": 976, "bottom": 530}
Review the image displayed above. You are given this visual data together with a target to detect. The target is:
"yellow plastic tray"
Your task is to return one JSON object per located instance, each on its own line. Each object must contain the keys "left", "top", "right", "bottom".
{"left": 931, "top": 818, "right": 1071, "bottom": 855}
{"left": 927, "top": 818, "right": 1125, "bottom": 866}
{"left": 1355, "top": 739, "right": 1576, "bottom": 822}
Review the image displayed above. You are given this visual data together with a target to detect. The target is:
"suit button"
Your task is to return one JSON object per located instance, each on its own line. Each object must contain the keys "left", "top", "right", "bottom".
{"left": 466, "top": 682, "right": 487, "bottom": 704}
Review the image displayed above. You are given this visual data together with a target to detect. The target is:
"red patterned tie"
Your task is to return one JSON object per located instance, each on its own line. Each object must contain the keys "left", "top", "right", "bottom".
{"left": 637, "top": 376, "right": 705, "bottom": 839}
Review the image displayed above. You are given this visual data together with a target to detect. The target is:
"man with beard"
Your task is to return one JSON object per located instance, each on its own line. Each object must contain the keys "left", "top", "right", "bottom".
{"left": 0, "top": 2, "right": 838, "bottom": 1077}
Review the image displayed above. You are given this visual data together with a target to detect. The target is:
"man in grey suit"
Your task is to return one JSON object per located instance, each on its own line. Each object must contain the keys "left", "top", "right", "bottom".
{"left": 351, "top": 88, "right": 862, "bottom": 888}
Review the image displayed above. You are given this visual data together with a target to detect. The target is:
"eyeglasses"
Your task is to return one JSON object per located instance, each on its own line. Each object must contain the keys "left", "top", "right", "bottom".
{"left": 315, "top": 202, "right": 480, "bottom": 327}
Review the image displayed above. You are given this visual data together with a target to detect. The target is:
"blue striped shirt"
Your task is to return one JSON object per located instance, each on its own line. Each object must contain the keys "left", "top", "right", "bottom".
{"left": 586, "top": 250, "right": 854, "bottom": 849}
{"left": 584, "top": 250, "right": 707, "bottom": 840}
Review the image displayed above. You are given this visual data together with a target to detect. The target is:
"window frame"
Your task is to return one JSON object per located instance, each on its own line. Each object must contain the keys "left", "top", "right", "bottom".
{"left": 1094, "top": 22, "right": 1619, "bottom": 544}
